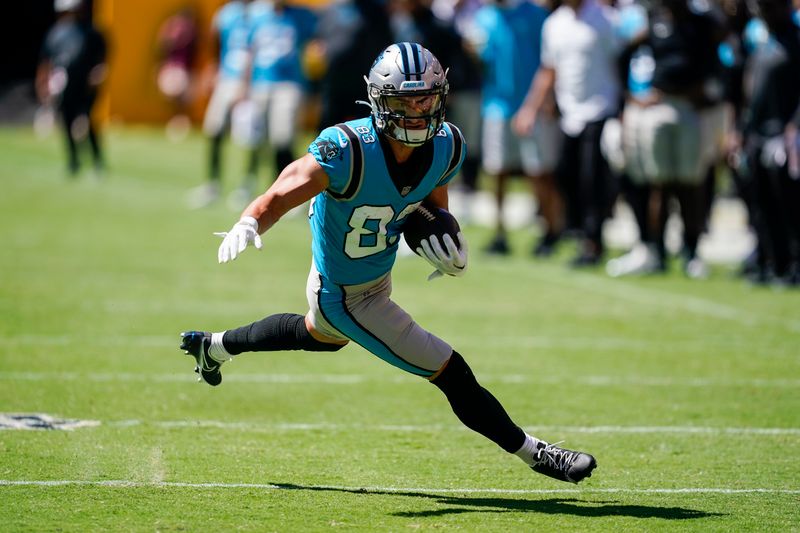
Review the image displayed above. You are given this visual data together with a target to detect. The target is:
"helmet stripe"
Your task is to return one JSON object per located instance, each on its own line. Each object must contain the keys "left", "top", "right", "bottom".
{"left": 399, "top": 42, "right": 412, "bottom": 81}
{"left": 410, "top": 43, "right": 422, "bottom": 81}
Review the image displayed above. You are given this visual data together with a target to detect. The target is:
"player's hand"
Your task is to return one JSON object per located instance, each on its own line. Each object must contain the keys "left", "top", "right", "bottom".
{"left": 417, "top": 232, "right": 468, "bottom": 281}
{"left": 214, "top": 216, "right": 263, "bottom": 263}
{"left": 512, "top": 106, "right": 537, "bottom": 137}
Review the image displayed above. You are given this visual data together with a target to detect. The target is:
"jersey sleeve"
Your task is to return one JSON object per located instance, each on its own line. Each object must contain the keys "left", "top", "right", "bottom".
{"left": 438, "top": 122, "right": 466, "bottom": 186}
{"left": 471, "top": 9, "right": 493, "bottom": 62}
{"left": 540, "top": 17, "right": 556, "bottom": 69}
{"left": 308, "top": 126, "right": 355, "bottom": 196}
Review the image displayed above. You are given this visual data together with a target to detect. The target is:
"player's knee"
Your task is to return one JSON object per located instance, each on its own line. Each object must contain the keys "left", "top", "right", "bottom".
{"left": 300, "top": 319, "right": 347, "bottom": 352}
{"left": 304, "top": 337, "right": 346, "bottom": 352}
{"left": 430, "top": 351, "right": 478, "bottom": 392}
{"left": 298, "top": 327, "right": 346, "bottom": 351}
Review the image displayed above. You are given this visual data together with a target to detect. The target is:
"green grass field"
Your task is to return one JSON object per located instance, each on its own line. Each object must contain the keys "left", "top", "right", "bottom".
{"left": 1, "top": 126, "right": 799, "bottom": 532}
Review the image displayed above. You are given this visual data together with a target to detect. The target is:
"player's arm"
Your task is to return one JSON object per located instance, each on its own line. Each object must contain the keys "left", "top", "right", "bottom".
{"left": 36, "top": 31, "right": 55, "bottom": 104}
{"left": 35, "top": 60, "right": 52, "bottom": 104}
{"left": 216, "top": 154, "right": 329, "bottom": 263}
{"left": 512, "top": 65, "right": 555, "bottom": 136}
{"left": 87, "top": 31, "right": 109, "bottom": 89}
{"left": 244, "top": 153, "right": 328, "bottom": 232}
{"left": 425, "top": 183, "right": 449, "bottom": 211}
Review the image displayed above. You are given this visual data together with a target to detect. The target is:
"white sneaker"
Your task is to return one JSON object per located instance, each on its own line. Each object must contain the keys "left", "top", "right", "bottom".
{"left": 606, "top": 243, "right": 659, "bottom": 277}
{"left": 186, "top": 183, "right": 220, "bottom": 209}
{"left": 685, "top": 258, "right": 709, "bottom": 280}
{"left": 227, "top": 185, "right": 254, "bottom": 211}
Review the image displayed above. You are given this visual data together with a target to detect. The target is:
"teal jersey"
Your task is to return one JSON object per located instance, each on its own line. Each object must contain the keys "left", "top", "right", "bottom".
{"left": 307, "top": 118, "right": 466, "bottom": 285}
{"left": 249, "top": 2, "right": 316, "bottom": 85}
{"left": 215, "top": 1, "right": 251, "bottom": 80}
{"left": 473, "top": 1, "right": 549, "bottom": 119}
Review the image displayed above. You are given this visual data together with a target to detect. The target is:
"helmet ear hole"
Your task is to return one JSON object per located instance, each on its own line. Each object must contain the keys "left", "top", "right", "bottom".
{"left": 365, "top": 42, "right": 448, "bottom": 146}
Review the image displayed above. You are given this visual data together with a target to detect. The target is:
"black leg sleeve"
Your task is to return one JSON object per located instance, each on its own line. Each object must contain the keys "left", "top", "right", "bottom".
{"left": 431, "top": 351, "right": 526, "bottom": 453}
{"left": 209, "top": 132, "right": 224, "bottom": 181}
{"left": 222, "top": 313, "right": 344, "bottom": 355}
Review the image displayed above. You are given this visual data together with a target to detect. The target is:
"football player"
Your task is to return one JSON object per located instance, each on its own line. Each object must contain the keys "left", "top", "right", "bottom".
{"left": 187, "top": 0, "right": 254, "bottom": 209}
{"left": 472, "top": 0, "right": 563, "bottom": 257}
{"left": 37, "top": 0, "right": 107, "bottom": 176}
{"left": 233, "top": 0, "right": 318, "bottom": 209}
{"left": 180, "top": 42, "right": 596, "bottom": 484}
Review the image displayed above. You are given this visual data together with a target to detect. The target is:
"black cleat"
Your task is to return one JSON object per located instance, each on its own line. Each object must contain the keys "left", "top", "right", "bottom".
{"left": 180, "top": 331, "right": 222, "bottom": 386}
{"left": 484, "top": 235, "right": 511, "bottom": 256}
{"left": 531, "top": 441, "right": 597, "bottom": 483}
{"left": 532, "top": 232, "right": 560, "bottom": 258}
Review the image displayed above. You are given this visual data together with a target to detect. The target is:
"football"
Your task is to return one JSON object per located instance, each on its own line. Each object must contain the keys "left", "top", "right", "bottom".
{"left": 401, "top": 201, "right": 462, "bottom": 255}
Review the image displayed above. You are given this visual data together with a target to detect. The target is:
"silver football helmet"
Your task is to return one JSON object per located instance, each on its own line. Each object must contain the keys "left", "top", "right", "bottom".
{"left": 365, "top": 42, "right": 449, "bottom": 146}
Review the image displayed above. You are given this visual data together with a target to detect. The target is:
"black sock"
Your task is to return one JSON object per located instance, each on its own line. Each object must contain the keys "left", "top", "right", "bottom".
{"left": 431, "top": 351, "right": 525, "bottom": 453}
{"left": 222, "top": 313, "right": 344, "bottom": 355}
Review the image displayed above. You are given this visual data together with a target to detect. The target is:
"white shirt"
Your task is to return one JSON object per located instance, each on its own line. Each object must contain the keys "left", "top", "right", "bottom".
{"left": 541, "top": 0, "right": 621, "bottom": 135}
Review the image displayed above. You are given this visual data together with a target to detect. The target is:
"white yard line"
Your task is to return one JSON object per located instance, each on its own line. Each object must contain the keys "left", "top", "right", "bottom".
{"left": 0, "top": 334, "right": 779, "bottom": 351}
{"left": 542, "top": 272, "right": 800, "bottom": 334}
{"left": 99, "top": 420, "right": 800, "bottom": 436}
{"left": 0, "top": 335, "right": 171, "bottom": 347}
{"left": 2, "top": 371, "right": 798, "bottom": 388}
{"left": 4, "top": 413, "right": 796, "bottom": 435}
{"left": 0, "top": 479, "right": 797, "bottom": 495}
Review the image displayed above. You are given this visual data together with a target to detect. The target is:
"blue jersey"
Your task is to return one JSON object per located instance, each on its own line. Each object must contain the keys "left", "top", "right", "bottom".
{"left": 473, "top": 0, "right": 549, "bottom": 119}
{"left": 214, "top": 1, "right": 251, "bottom": 80}
{"left": 249, "top": 2, "right": 317, "bottom": 86}
{"left": 743, "top": 15, "right": 800, "bottom": 54}
{"left": 307, "top": 118, "right": 466, "bottom": 285}
{"left": 743, "top": 18, "right": 771, "bottom": 53}
{"left": 616, "top": 3, "right": 653, "bottom": 98}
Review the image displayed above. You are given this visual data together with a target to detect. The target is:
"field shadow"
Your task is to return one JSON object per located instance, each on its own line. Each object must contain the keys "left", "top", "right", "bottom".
{"left": 268, "top": 482, "right": 721, "bottom": 520}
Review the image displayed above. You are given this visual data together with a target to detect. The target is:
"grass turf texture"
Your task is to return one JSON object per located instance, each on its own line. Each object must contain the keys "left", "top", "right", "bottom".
{"left": 1, "top": 126, "right": 799, "bottom": 532}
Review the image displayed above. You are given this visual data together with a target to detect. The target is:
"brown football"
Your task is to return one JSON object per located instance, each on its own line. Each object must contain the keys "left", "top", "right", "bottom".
{"left": 402, "top": 201, "right": 461, "bottom": 254}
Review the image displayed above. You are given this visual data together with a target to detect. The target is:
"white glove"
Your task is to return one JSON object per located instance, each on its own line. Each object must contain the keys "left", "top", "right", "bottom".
{"left": 214, "top": 216, "right": 263, "bottom": 263}
{"left": 417, "top": 232, "right": 468, "bottom": 281}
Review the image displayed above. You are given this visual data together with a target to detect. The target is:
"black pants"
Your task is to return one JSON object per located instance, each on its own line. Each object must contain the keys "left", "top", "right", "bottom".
{"left": 555, "top": 119, "right": 617, "bottom": 250}
{"left": 747, "top": 143, "right": 800, "bottom": 277}
{"left": 59, "top": 92, "right": 103, "bottom": 174}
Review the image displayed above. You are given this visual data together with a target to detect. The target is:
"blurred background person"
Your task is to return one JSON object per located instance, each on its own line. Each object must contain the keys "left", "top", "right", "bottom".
{"left": 313, "top": 0, "right": 392, "bottom": 128}
{"left": 514, "top": 0, "right": 621, "bottom": 266}
{"left": 431, "top": 0, "right": 484, "bottom": 205}
{"left": 388, "top": 0, "right": 483, "bottom": 219}
{"left": 610, "top": 0, "right": 726, "bottom": 279}
{"left": 155, "top": 6, "right": 199, "bottom": 141}
{"left": 188, "top": 0, "right": 253, "bottom": 209}
{"left": 36, "top": 0, "right": 107, "bottom": 177}
{"left": 472, "top": 0, "right": 562, "bottom": 256}
{"left": 602, "top": 0, "right": 654, "bottom": 276}
{"left": 729, "top": 0, "right": 800, "bottom": 285}
{"left": 231, "top": 0, "right": 317, "bottom": 209}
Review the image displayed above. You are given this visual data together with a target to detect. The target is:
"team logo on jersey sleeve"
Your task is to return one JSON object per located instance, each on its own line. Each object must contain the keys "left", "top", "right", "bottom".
{"left": 315, "top": 139, "right": 342, "bottom": 163}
